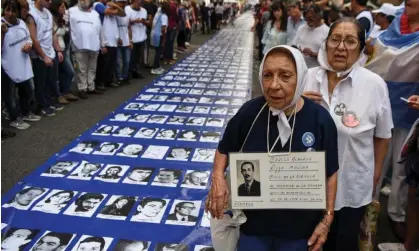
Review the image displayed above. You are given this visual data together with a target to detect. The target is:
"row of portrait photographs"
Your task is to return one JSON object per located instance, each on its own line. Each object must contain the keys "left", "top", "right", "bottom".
{"left": 68, "top": 139, "right": 216, "bottom": 161}
{"left": 134, "top": 95, "right": 245, "bottom": 107}
{"left": 143, "top": 87, "right": 249, "bottom": 98}
{"left": 92, "top": 125, "right": 222, "bottom": 142}
{"left": 150, "top": 82, "right": 249, "bottom": 91}
{"left": 158, "top": 76, "right": 250, "bottom": 84}
{"left": 123, "top": 103, "right": 236, "bottom": 116}
{"left": 1, "top": 228, "right": 214, "bottom": 251}
{"left": 41, "top": 161, "right": 211, "bottom": 188}
{"left": 111, "top": 114, "right": 227, "bottom": 128}
{"left": 164, "top": 70, "right": 251, "bottom": 78}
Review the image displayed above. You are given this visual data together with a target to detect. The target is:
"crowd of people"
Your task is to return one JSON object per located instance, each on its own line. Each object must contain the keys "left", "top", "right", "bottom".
{"left": 1, "top": 0, "right": 239, "bottom": 134}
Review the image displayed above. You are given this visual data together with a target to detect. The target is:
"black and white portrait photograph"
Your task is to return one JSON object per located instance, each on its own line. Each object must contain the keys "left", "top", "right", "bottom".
{"left": 41, "top": 161, "right": 79, "bottom": 177}
{"left": 2, "top": 186, "right": 47, "bottom": 210}
{"left": 190, "top": 72, "right": 202, "bottom": 77}
{"left": 167, "top": 96, "right": 182, "bottom": 103}
{"left": 134, "top": 127, "right": 158, "bottom": 139}
{"left": 178, "top": 130, "right": 198, "bottom": 141}
{"left": 185, "top": 76, "right": 197, "bottom": 81}
{"left": 122, "top": 168, "right": 154, "bottom": 185}
{"left": 189, "top": 89, "right": 204, "bottom": 95}
{"left": 29, "top": 231, "right": 75, "bottom": 251}
{"left": 237, "top": 160, "right": 261, "bottom": 197}
{"left": 218, "top": 90, "right": 233, "bottom": 96}
{"left": 145, "top": 87, "right": 160, "bottom": 92}
{"left": 193, "top": 83, "right": 206, "bottom": 88}
{"left": 154, "top": 243, "right": 188, "bottom": 251}
{"left": 191, "top": 148, "right": 216, "bottom": 163}
{"left": 166, "top": 148, "right": 192, "bottom": 161}
{"left": 210, "top": 107, "right": 227, "bottom": 115}
{"left": 174, "top": 88, "right": 189, "bottom": 94}
{"left": 94, "top": 164, "right": 129, "bottom": 183}
{"left": 226, "top": 73, "right": 236, "bottom": 79}
{"left": 199, "top": 77, "right": 210, "bottom": 82}
{"left": 224, "top": 78, "right": 235, "bottom": 84}
{"left": 183, "top": 97, "right": 198, "bottom": 103}
{"left": 1, "top": 228, "right": 39, "bottom": 251}
{"left": 228, "top": 108, "right": 239, "bottom": 116}
{"left": 237, "top": 78, "right": 249, "bottom": 84}
{"left": 221, "top": 84, "right": 234, "bottom": 89}
{"left": 234, "top": 84, "right": 247, "bottom": 90}
{"left": 110, "top": 113, "right": 131, "bottom": 122}
{"left": 186, "top": 117, "right": 206, "bottom": 126}
{"left": 113, "top": 240, "right": 150, "bottom": 251}
{"left": 180, "top": 82, "right": 193, "bottom": 87}
{"left": 165, "top": 200, "right": 201, "bottom": 226}
{"left": 69, "top": 141, "right": 99, "bottom": 154}
{"left": 97, "top": 195, "right": 137, "bottom": 220}
{"left": 205, "top": 118, "right": 224, "bottom": 127}
{"left": 158, "top": 105, "right": 177, "bottom": 112}
{"left": 68, "top": 161, "right": 102, "bottom": 180}
{"left": 214, "top": 98, "right": 229, "bottom": 105}
{"left": 92, "top": 125, "right": 118, "bottom": 136}
{"left": 202, "top": 72, "right": 212, "bottom": 77}
{"left": 194, "top": 246, "right": 214, "bottom": 251}
{"left": 167, "top": 71, "right": 179, "bottom": 75}
{"left": 136, "top": 94, "right": 153, "bottom": 101}
{"left": 179, "top": 72, "right": 191, "bottom": 76}
{"left": 154, "top": 81, "right": 167, "bottom": 86}
{"left": 124, "top": 103, "right": 143, "bottom": 110}
{"left": 156, "top": 129, "right": 178, "bottom": 140}
{"left": 32, "top": 189, "right": 77, "bottom": 214}
{"left": 130, "top": 197, "right": 169, "bottom": 224}
{"left": 116, "top": 144, "right": 144, "bottom": 158}
{"left": 161, "top": 88, "right": 175, "bottom": 94}
{"left": 174, "top": 76, "right": 187, "bottom": 81}
{"left": 231, "top": 99, "right": 245, "bottom": 106}
{"left": 214, "top": 72, "right": 225, "bottom": 77}
{"left": 200, "top": 132, "right": 221, "bottom": 143}
{"left": 211, "top": 78, "right": 223, "bottom": 83}
{"left": 181, "top": 170, "right": 210, "bottom": 189}
{"left": 167, "top": 81, "right": 180, "bottom": 87}
{"left": 128, "top": 114, "right": 150, "bottom": 123}
{"left": 198, "top": 97, "right": 213, "bottom": 104}
{"left": 167, "top": 116, "right": 186, "bottom": 125}
{"left": 141, "top": 145, "right": 169, "bottom": 160}
{"left": 151, "top": 95, "right": 168, "bottom": 102}
{"left": 175, "top": 105, "right": 193, "bottom": 113}
{"left": 141, "top": 104, "right": 160, "bottom": 112}
{"left": 233, "top": 91, "right": 247, "bottom": 98}
{"left": 152, "top": 169, "right": 182, "bottom": 187}
{"left": 112, "top": 127, "right": 137, "bottom": 137}
{"left": 202, "top": 90, "right": 217, "bottom": 96}
{"left": 193, "top": 106, "right": 209, "bottom": 114}
{"left": 63, "top": 192, "right": 107, "bottom": 217}
{"left": 92, "top": 142, "right": 123, "bottom": 156}
{"left": 147, "top": 115, "right": 168, "bottom": 124}
{"left": 70, "top": 235, "right": 113, "bottom": 251}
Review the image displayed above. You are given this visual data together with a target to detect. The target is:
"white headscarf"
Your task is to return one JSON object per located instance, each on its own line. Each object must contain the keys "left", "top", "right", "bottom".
{"left": 259, "top": 45, "right": 308, "bottom": 148}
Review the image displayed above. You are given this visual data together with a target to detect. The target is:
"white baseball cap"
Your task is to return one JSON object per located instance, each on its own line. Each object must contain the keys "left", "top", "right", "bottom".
{"left": 372, "top": 3, "right": 398, "bottom": 17}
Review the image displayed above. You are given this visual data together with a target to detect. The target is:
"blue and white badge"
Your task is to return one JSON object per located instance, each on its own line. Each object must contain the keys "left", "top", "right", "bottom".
{"left": 302, "top": 132, "right": 315, "bottom": 147}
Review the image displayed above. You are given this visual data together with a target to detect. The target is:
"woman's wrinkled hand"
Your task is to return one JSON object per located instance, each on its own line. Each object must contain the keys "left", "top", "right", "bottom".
{"left": 408, "top": 95, "right": 419, "bottom": 110}
{"left": 308, "top": 216, "right": 332, "bottom": 251}
{"left": 303, "top": 91, "right": 323, "bottom": 104}
{"left": 205, "top": 173, "right": 229, "bottom": 219}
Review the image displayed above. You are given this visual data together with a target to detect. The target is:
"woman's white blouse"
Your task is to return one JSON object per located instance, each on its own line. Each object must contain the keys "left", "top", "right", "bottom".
{"left": 262, "top": 21, "right": 287, "bottom": 54}
{"left": 304, "top": 66, "right": 394, "bottom": 210}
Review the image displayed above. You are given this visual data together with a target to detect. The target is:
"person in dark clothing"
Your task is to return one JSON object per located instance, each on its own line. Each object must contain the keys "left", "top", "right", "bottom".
{"left": 100, "top": 196, "right": 136, "bottom": 216}
{"left": 200, "top": 2, "right": 210, "bottom": 34}
{"left": 351, "top": 0, "right": 373, "bottom": 35}
{"left": 237, "top": 162, "right": 261, "bottom": 196}
{"left": 142, "top": 0, "right": 157, "bottom": 67}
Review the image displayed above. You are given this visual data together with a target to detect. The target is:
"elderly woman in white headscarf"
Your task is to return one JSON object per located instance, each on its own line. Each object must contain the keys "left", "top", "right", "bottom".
{"left": 303, "top": 17, "right": 394, "bottom": 251}
{"left": 206, "top": 45, "right": 339, "bottom": 251}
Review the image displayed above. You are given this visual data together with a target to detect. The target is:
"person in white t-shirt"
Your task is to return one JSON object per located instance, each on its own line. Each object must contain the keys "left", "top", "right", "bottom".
{"left": 294, "top": 4, "right": 329, "bottom": 68}
{"left": 115, "top": 0, "right": 132, "bottom": 85}
{"left": 1, "top": 0, "right": 41, "bottom": 130}
{"left": 150, "top": 2, "right": 168, "bottom": 75}
{"left": 126, "top": 0, "right": 148, "bottom": 79}
{"left": 214, "top": 2, "right": 223, "bottom": 30}
{"left": 369, "top": 3, "right": 397, "bottom": 39}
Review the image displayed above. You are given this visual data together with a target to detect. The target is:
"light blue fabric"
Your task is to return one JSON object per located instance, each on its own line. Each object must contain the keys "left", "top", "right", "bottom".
{"left": 151, "top": 12, "right": 163, "bottom": 47}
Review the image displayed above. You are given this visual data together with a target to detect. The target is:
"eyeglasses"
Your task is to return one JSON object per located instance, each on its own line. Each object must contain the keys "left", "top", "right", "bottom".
{"left": 327, "top": 35, "right": 360, "bottom": 50}
{"left": 181, "top": 206, "right": 196, "bottom": 210}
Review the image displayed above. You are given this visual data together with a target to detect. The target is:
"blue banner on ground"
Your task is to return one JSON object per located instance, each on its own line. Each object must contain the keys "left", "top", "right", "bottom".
{"left": 1, "top": 15, "right": 254, "bottom": 251}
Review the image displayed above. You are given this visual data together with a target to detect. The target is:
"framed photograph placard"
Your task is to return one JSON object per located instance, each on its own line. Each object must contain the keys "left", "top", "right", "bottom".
{"left": 228, "top": 152, "right": 326, "bottom": 210}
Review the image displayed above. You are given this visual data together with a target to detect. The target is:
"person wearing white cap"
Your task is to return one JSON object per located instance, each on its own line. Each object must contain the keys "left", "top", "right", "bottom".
{"left": 369, "top": 3, "right": 398, "bottom": 39}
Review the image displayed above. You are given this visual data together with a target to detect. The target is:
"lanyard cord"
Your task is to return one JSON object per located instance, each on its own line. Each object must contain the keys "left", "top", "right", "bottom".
{"left": 239, "top": 103, "right": 268, "bottom": 153}
{"left": 267, "top": 104, "right": 297, "bottom": 155}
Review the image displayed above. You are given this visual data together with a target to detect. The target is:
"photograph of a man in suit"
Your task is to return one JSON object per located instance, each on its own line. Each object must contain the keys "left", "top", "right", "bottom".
{"left": 238, "top": 162, "right": 261, "bottom": 196}
{"left": 167, "top": 202, "right": 197, "bottom": 222}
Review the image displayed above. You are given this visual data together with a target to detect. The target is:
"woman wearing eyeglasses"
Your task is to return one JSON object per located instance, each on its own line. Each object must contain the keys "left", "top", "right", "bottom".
{"left": 303, "top": 17, "right": 394, "bottom": 251}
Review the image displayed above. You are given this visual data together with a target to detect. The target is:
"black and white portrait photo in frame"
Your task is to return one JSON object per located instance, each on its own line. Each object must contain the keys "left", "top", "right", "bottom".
{"left": 92, "top": 142, "right": 123, "bottom": 156}
{"left": 183, "top": 97, "right": 199, "bottom": 103}
{"left": 175, "top": 105, "right": 193, "bottom": 113}
{"left": 113, "top": 240, "right": 150, "bottom": 251}
{"left": 203, "top": 90, "right": 217, "bottom": 96}
{"left": 1, "top": 228, "right": 40, "bottom": 251}
{"left": 205, "top": 118, "right": 224, "bottom": 127}
{"left": 231, "top": 99, "right": 245, "bottom": 106}
{"left": 218, "top": 90, "right": 233, "bottom": 96}
{"left": 152, "top": 168, "right": 182, "bottom": 187}
{"left": 166, "top": 147, "right": 192, "bottom": 161}
{"left": 131, "top": 197, "right": 169, "bottom": 224}
{"left": 193, "top": 106, "right": 210, "bottom": 114}
{"left": 41, "top": 161, "right": 79, "bottom": 177}
{"left": 94, "top": 164, "right": 129, "bottom": 183}
{"left": 186, "top": 117, "right": 206, "bottom": 126}
{"left": 178, "top": 130, "right": 198, "bottom": 141}
{"left": 128, "top": 114, "right": 150, "bottom": 123}
{"left": 214, "top": 98, "right": 229, "bottom": 105}
{"left": 181, "top": 170, "right": 210, "bottom": 189}
{"left": 122, "top": 167, "right": 154, "bottom": 185}
{"left": 167, "top": 116, "right": 186, "bottom": 125}
{"left": 228, "top": 108, "right": 239, "bottom": 116}
{"left": 167, "top": 96, "right": 182, "bottom": 103}
{"left": 69, "top": 141, "right": 99, "bottom": 154}
{"left": 63, "top": 192, "right": 107, "bottom": 217}
{"left": 210, "top": 107, "right": 228, "bottom": 115}
{"left": 141, "top": 104, "right": 160, "bottom": 111}
{"left": 141, "top": 145, "right": 169, "bottom": 160}
{"left": 134, "top": 127, "right": 158, "bottom": 139}
{"left": 146, "top": 87, "right": 160, "bottom": 93}
{"left": 155, "top": 129, "right": 178, "bottom": 140}
{"left": 124, "top": 103, "right": 143, "bottom": 110}
{"left": 198, "top": 97, "right": 213, "bottom": 104}
{"left": 174, "top": 88, "right": 189, "bottom": 94}
{"left": 161, "top": 87, "right": 175, "bottom": 93}
{"left": 110, "top": 113, "right": 131, "bottom": 122}
{"left": 165, "top": 200, "right": 201, "bottom": 226}
{"left": 92, "top": 125, "right": 118, "bottom": 136}
{"left": 147, "top": 115, "right": 168, "bottom": 124}
{"left": 154, "top": 81, "right": 167, "bottom": 86}
{"left": 236, "top": 160, "right": 261, "bottom": 197}
{"left": 97, "top": 195, "right": 137, "bottom": 220}
{"left": 154, "top": 243, "right": 188, "bottom": 251}
{"left": 158, "top": 105, "right": 177, "bottom": 112}
{"left": 189, "top": 89, "right": 204, "bottom": 95}
{"left": 167, "top": 81, "right": 180, "bottom": 87}
{"left": 32, "top": 190, "right": 77, "bottom": 214}
{"left": 29, "top": 231, "right": 75, "bottom": 251}
{"left": 191, "top": 148, "right": 216, "bottom": 163}
{"left": 136, "top": 94, "right": 153, "bottom": 101}
{"left": 180, "top": 82, "right": 193, "bottom": 87}
{"left": 2, "top": 186, "right": 47, "bottom": 210}
{"left": 68, "top": 161, "right": 102, "bottom": 180}
{"left": 151, "top": 95, "right": 168, "bottom": 102}
{"left": 194, "top": 245, "right": 215, "bottom": 251}
{"left": 200, "top": 131, "right": 221, "bottom": 143}
{"left": 112, "top": 127, "right": 137, "bottom": 137}
{"left": 70, "top": 235, "right": 113, "bottom": 251}
{"left": 194, "top": 83, "right": 206, "bottom": 88}
{"left": 116, "top": 144, "right": 144, "bottom": 158}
